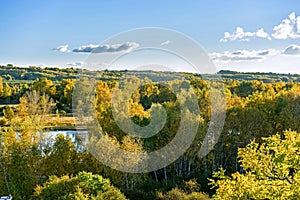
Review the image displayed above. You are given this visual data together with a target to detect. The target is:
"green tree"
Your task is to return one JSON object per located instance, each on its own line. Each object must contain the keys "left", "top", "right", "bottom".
{"left": 58, "top": 79, "right": 75, "bottom": 110}
{"left": 43, "top": 134, "right": 76, "bottom": 177}
{"left": 158, "top": 179, "right": 210, "bottom": 200}
{"left": 32, "top": 78, "right": 56, "bottom": 98}
{"left": 0, "top": 127, "right": 42, "bottom": 199}
{"left": 33, "top": 171, "right": 127, "bottom": 200}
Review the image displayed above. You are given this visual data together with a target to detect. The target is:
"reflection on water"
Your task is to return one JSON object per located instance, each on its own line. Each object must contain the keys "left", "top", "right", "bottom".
{"left": 44, "top": 130, "right": 88, "bottom": 142}
{"left": 41, "top": 130, "right": 88, "bottom": 152}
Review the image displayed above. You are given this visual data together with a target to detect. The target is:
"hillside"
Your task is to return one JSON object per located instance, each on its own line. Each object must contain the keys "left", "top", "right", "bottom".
{"left": 1, "top": 65, "right": 300, "bottom": 83}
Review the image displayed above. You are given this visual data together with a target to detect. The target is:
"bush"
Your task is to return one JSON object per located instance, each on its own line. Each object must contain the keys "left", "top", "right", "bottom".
{"left": 33, "top": 172, "right": 127, "bottom": 200}
{"left": 158, "top": 187, "right": 210, "bottom": 200}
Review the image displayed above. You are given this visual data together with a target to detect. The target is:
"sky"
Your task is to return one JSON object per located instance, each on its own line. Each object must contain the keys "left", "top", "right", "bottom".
{"left": 1, "top": 0, "right": 300, "bottom": 73}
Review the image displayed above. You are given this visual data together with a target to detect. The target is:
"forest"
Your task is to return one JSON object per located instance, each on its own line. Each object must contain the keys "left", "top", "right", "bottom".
{"left": 0, "top": 65, "right": 299, "bottom": 199}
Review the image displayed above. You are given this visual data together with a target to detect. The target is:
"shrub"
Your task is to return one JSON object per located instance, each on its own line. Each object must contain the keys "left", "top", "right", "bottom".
{"left": 32, "top": 172, "right": 127, "bottom": 200}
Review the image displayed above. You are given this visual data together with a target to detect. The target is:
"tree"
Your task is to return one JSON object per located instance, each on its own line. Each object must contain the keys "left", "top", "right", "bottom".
{"left": 33, "top": 171, "right": 127, "bottom": 200}
{"left": 0, "top": 76, "right": 3, "bottom": 95}
{"left": 0, "top": 127, "right": 42, "bottom": 199}
{"left": 58, "top": 79, "right": 75, "bottom": 110}
{"left": 210, "top": 130, "right": 300, "bottom": 199}
{"left": 157, "top": 179, "right": 210, "bottom": 200}
{"left": 3, "top": 106, "right": 14, "bottom": 121}
{"left": 2, "top": 83, "right": 12, "bottom": 98}
{"left": 32, "top": 78, "right": 56, "bottom": 98}
{"left": 42, "top": 134, "right": 76, "bottom": 177}
{"left": 0, "top": 91, "right": 54, "bottom": 198}
{"left": 16, "top": 91, "right": 53, "bottom": 135}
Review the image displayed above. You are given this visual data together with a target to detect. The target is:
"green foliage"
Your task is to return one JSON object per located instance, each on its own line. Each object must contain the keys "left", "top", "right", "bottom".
{"left": 0, "top": 128, "right": 42, "bottom": 199}
{"left": 157, "top": 187, "right": 210, "bottom": 200}
{"left": 58, "top": 79, "right": 75, "bottom": 111}
{"left": 43, "top": 134, "right": 77, "bottom": 177}
{"left": 33, "top": 175, "right": 78, "bottom": 199}
{"left": 33, "top": 171, "right": 127, "bottom": 200}
{"left": 32, "top": 77, "right": 56, "bottom": 97}
{"left": 77, "top": 171, "right": 109, "bottom": 196}
{"left": 211, "top": 130, "right": 300, "bottom": 199}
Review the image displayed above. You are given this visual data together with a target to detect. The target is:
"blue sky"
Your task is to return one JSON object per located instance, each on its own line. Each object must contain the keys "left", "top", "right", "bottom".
{"left": 1, "top": 0, "right": 300, "bottom": 73}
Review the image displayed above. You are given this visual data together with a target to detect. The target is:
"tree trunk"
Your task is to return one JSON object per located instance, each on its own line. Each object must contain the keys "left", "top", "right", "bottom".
{"left": 154, "top": 170, "right": 158, "bottom": 182}
{"left": 163, "top": 167, "right": 167, "bottom": 180}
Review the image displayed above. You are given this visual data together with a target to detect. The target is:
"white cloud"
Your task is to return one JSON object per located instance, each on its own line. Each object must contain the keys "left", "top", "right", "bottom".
{"left": 72, "top": 42, "right": 139, "bottom": 53}
{"left": 220, "top": 27, "right": 270, "bottom": 42}
{"left": 160, "top": 40, "right": 172, "bottom": 46}
{"left": 52, "top": 44, "right": 69, "bottom": 52}
{"left": 283, "top": 44, "right": 300, "bottom": 55}
{"left": 221, "top": 12, "right": 300, "bottom": 42}
{"left": 272, "top": 12, "right": 300, "bottom": 39}
{"left": 297, "top": 16, "right": 300, "bottom": 33}
{"left": 211, "top": 45, "right": 300, "bottom": 62}
{"left": 209, "top": 49, "right": 279, "bottom": 62}
{"left": 66, "top": 62, "right": 82, "bottom": 67}
{"left": 289, "top": 12, "right": 296, "bottom": 22}
{"left": 256, "top": 28, "right": 271, "bottom": 40}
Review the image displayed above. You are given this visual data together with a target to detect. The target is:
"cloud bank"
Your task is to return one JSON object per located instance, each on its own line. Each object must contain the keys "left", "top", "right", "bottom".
{"left": 220, "top": 12, "right": 300, "bottom": 42}
{"left": 220, "top": 27, "right": 271, "bottom": 42}
{"left": 209, "top": 49, "right": 279, "bottom": 62}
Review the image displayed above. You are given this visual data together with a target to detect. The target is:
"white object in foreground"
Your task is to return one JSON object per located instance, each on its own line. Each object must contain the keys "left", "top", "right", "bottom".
{"left": 0, "top": 194, "right": 12, "bottom": 200}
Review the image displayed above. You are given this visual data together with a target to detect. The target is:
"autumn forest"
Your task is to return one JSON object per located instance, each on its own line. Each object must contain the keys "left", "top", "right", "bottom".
{"left": 0, "top": 65, "right": 299, "bottom": 199}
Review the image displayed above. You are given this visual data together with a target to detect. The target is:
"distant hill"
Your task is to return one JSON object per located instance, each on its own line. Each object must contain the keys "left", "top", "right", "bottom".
{"left": 217, "top": 70, "right": 300, "bottom": 83}
{"left": 0, "top": 65, "right": 78, "bottom": 82}
{"left": 1, "top": 65, "right": 300, "bottom": 83}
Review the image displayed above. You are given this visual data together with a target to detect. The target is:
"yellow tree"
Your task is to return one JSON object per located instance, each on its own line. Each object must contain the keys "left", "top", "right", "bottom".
{"left": 0, "top": 76, "right": 3, "bottom": 95}
{"left": 210, "top": 130, "right": 300, "bottom": 199}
